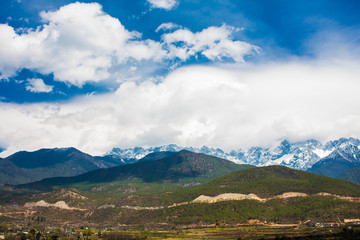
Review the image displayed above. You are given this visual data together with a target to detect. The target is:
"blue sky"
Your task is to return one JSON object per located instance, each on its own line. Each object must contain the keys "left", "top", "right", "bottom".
{"left": 1, "top": 0, "right": 360, "bottom": 156}
{"left": 2, "top": 0, "right": 360, "bottom": 103}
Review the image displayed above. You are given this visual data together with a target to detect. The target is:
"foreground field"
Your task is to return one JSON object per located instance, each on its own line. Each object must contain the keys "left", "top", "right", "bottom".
{"left": 2, "top": 225, "right": 360, "bottom": 240}
{"left": 106, "top": 226, "right": 360, "bottom": 239}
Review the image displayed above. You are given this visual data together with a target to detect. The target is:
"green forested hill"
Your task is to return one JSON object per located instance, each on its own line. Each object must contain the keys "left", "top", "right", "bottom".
{"left": 166, "top": 165, "right": 360, "bottom": 202}
{"left": 18, "top": 151, "right": 253, "bottom": 191}
{"left": 339, "top": 166, "right": 360, "bottom": 184}
{"left": 3, "top": 164, "right": 360, "bottom": 227}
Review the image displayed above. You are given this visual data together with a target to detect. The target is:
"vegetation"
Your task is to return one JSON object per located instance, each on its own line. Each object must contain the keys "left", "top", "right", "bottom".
{"left": 2, "top": 224, "right": 360, "bottom": 240}
{"left": 161, "top": 165, "right": 360, "bottom": 204}
{"left": 339, "top": 166, "right": 360, "bottom": 184}
{"left": 0, "top": 148, "right": 123, "bottom": 185}
{"left": 2, "top": 158, "right": 360, "bottom": 234}
{"left": 17, "top": 151, "right": 253, "bottom": 192}
{"left": 160, "top": 196, "right": 360, "bottom": 225}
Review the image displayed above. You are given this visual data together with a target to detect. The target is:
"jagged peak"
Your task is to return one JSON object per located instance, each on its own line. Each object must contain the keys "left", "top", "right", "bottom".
{"left": 105, "top": 137, "right": 360, "bottom": 171}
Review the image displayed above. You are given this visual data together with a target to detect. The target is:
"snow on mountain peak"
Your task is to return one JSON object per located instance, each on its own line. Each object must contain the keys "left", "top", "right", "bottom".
{"left": 106, "top": 138, "right": 360, "bottom": 170}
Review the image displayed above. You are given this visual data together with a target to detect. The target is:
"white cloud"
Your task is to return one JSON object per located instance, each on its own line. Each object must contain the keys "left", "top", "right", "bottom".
{"left": 1, "top": 58, "right": 360, "bottom": 157}
{"left": 161, "top": 24, "right": 261, "bottom": 62}
{"left": 0, "top": 3, "right": 259, "bottom": 87}
{"left": 0, "top": 2, "right": 166, "bottom": 86}
{"left": 156, "top": 22, "right": 181, "bottom": 32}
{"left": 26, "top": 78, "right": 53, "bottom": 93}
{"left": 147, "top": 0, "right": 178, "bottom": 10}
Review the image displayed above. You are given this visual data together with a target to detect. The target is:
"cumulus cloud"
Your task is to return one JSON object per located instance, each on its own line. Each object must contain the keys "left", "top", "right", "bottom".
{"left": 1, "top": 59, "right": 360, "bottom": 157}
{"left": 26, "top": 78, "right": 53, "bottom": 93}
{"left": 0, "top": 2, "right": 166, "bottom": 86}
{"left": 0, "top": 3, "right": 258, "bottom": 87}
{"left": 161, "top": 24, "right": 261, "bottom": 62}
{"left": 147, "top": 0, "right": 178, "bottom": 10}
{"left": 155, "top": 22, "right": 182, "bottom": 32}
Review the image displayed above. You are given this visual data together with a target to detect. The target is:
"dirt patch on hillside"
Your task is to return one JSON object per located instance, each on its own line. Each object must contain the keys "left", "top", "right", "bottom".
{"left": 316, "top": 192, "right": 360, "bottom": 202}
{"left": 117, "top": 192, "right": 360, "bottom": 211}
{"left": 98, "top": 204, "right": 115, "bottom": 209}
{"left": 191, "top": 192, "right": 360, "bottom": 204}
{"left": 24, "top": 200, "right": 86, "bottom": 211}
{"left": 275, "top": 192, "right": 308, "bottom": 198}
{"left": 192, "top": 193, "right": 263, "bottom": 203}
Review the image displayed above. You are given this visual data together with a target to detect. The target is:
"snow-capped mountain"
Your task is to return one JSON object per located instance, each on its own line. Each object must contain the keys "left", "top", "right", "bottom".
{"left": 308, "top": 139, "right": 360, "bottom": 177}
{"left": 108, "top": 144, "right": 184, "bottom": 160}
{"left": 106, "top": 137, "right": 360, "bottom": 171}
{"left": 241, "top": 139, "right": 331, "bottom": 170}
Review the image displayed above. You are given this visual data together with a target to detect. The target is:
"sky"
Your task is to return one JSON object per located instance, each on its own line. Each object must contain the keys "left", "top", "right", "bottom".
{"left": 1, "top": 0, "right": 360, "bottom": 156}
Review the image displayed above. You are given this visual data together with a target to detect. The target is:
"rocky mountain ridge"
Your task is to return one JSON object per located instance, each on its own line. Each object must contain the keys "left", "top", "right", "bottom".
{"left": 107, "top": 137, "right": 360, "bottom": 171}
{"left": 2, "top": 137, "right": 360, "bottom": 185}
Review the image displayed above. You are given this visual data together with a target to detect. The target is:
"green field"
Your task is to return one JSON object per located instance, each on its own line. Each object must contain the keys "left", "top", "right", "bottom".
{"left": 3, "top": 225, "right": 360, "bottom": 240}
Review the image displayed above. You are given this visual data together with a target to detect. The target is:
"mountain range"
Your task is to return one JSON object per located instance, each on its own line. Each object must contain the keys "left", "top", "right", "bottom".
{"left": 1, "top": 137, "right": 360, "bottom": 185}
{"left": 108, "top": 137, "right": 360, "bottom": 183}
{"left": 1, "top": 146, "right": 360, "bottom": 229}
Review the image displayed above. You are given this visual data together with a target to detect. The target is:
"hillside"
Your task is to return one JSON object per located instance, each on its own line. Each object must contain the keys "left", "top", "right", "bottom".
{"left": 2, "top": 165, "right": 360, "bottom": 228}
{"left": 137, "top": 151, "right": 177, "bottom": 162}
{"left": 18, "top": 151, "right": 253, "bottom": 192}
{"left": 0, "top": 148, "right": 124, "bottom": 185}
{"left": 110, "top": 166, "right": 360, "bottom": 226}
{"left": 0, "top": 159, "right": 31, "bottom": 185}
{"left": 339, "top": 166, "right": 360, "bottom": 184}
{"left": 166, "top": 165, "right": 360, "bottom": 203}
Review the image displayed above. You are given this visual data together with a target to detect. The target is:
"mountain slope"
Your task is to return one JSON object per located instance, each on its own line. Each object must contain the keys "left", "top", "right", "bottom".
{"left": 89, "top": 166, "right": 360, "bottom": 226}
{"left": 0, "top": 148, "right": 123, "bottom": 185}
{"left": 0, "top": 159, "right": 30, "bottom": 185}
{"left": 308, "top": 141, "right": 360, "bottom": 178}
{"left": 6, "top": 147, "right": 101, "bottom": 169}
{"left": 167, "top": 165, "right": 360, "bottom": 203}
{"left": 94, "top": 154, "right": 136, "bottom": 166}
{"left": 18, "top": 151, "right": 253, "bottom": 191}
{"left": 338, "top": 166, "right": 360, "bottom": 184}
{"left": 3, "top": 165, "right": 360, "bottom": 227}
{"left": 138, "top": 151, "right": 177, "bottom": 162}
{"left": 147, "top": 166, "right": 360, "bottom": 225}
